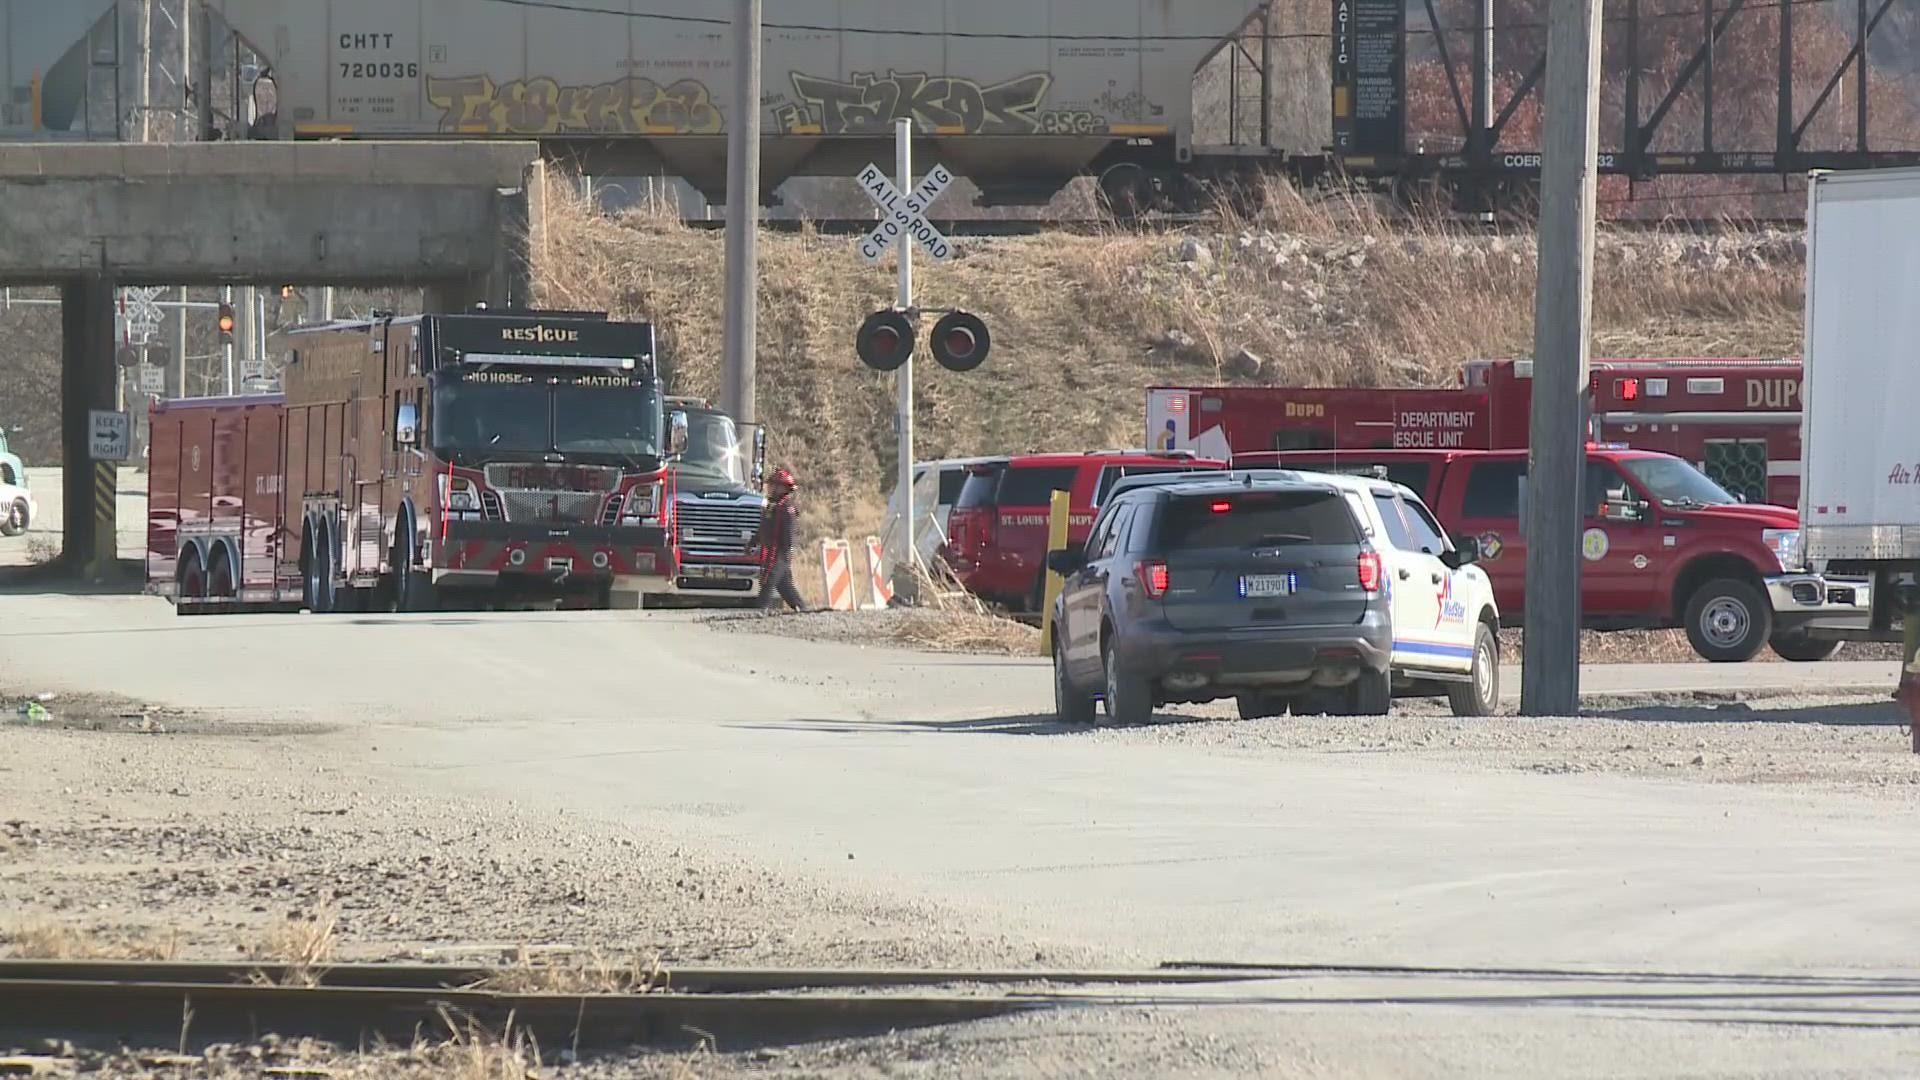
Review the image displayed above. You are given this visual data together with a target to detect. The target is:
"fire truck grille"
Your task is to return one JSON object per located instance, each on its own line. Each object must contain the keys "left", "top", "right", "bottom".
{"left": 497, "top": 491, "right": 607, "bottom": 524}
{"left": 675, "top": 500, "right": 762, "bottom": 558}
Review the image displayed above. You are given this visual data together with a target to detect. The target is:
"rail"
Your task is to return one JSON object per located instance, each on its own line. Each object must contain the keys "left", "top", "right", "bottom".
{"left": 0, "top": 961, "right": 1263, "bottom": 1051}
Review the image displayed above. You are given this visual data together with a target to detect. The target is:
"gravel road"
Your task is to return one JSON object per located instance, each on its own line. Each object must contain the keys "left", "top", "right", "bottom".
{"left": 4, "top": 596, "right": 1919, "bottom": 1077}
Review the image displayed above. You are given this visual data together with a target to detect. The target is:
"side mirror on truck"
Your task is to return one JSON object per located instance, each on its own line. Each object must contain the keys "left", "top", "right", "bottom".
{"left": 395, "top": 402, "right": 418, "bottom": 446}
{"left": 667, "top": 410, "right": 689, "bottom": 457}
{"left": 1442, "top": 535, "right": 1480, "bottom": 569}
{"left": 1602, "top": 499, "right": 1647, "bottom": 523}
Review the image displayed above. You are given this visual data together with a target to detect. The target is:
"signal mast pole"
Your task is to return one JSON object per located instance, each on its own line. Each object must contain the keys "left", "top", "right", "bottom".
{"left": 720, "top": 0, "right": 762, "bottom": 425}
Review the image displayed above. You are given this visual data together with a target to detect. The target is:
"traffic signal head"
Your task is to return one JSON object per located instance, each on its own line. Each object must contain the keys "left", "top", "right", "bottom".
{"left": 856, "top": 308, "right": 915, "bottom": 372}
{"left": 930, "top": 310, "right": 990, "bottom": 372}
{"left": 217, "top": 301, "right": 236, "bottom": 344}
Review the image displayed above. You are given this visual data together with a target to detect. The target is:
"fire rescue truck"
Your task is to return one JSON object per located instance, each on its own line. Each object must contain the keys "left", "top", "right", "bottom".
{"left": 146, "top": 309, "right": 687, "bottom": 613}
{"left": 662, "top": 395, "right": 769, "bottom": 601}
{"left": 1147, "top": 358, "right": 1805, "bottom": 507}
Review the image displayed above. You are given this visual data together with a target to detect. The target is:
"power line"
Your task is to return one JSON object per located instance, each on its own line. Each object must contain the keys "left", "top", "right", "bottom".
{"left": 477, "top": 0, "right": 1861, "bottom": 43}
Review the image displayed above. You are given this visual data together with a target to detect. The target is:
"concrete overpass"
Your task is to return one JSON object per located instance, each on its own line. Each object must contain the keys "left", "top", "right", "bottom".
{"left": 0, "top": 140, "right": 547, "bottom": 579}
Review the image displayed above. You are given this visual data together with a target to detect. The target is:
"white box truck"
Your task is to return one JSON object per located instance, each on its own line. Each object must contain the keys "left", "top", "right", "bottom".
{"left": 1795, "top": 167, "right": 1920, "bottom": 643}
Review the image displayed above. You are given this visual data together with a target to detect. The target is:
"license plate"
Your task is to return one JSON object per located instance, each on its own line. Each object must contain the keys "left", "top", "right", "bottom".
{"left": 1241, "top": 573, "right": 1296, "bottom": 598}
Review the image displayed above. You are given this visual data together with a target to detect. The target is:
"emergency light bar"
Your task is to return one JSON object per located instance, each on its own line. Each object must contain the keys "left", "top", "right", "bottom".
{"left": 458, "top": 352, "right": 636, "bottom": 369}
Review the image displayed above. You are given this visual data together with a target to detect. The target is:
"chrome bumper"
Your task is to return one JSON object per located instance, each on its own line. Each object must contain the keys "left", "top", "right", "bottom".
{"left": 665, "top": 560, "right": 762, "bottom": 595}
{"left": 1765, "top": 573, "right": 1871, "bottom": 620}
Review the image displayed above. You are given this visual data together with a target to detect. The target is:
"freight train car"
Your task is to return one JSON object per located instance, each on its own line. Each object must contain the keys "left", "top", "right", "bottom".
{"left": 195, "top": 0, "right": 1324, "bottom": 212}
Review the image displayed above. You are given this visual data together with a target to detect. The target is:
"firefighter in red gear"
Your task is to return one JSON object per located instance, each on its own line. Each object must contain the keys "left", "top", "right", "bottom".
{"left": 757, "top": 466, "right": 806, "bottom": 611}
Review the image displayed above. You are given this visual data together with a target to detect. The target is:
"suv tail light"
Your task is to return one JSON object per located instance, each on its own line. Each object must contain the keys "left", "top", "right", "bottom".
{"left": 1357, "top": 551, "right": 1383, "bottom": 594}
{"left": 1139, "top": 560, "right": 1170, "bottom": 598}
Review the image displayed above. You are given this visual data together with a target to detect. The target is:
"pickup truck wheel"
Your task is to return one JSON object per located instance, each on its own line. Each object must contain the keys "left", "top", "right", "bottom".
{"left": 1684, "top": 578, "right": 1771, "bottom": 663}
{"left": 1448, "top": 622, "right": 1500, "bottom": 717}
{"left": 1768, "top": 632, "right": 1845, "bottom": 662}
{"left": 1101, "top": 638, "right": 1152, "bottom": 725}
{"left": 1346, "top": 666, "right": 1392, "bottom": 716}
{"left": 1054, "top": 636, "right": 1096, "bottom": 726}
{"left": 1, "top": 497, "right": 26, "bottom": 537}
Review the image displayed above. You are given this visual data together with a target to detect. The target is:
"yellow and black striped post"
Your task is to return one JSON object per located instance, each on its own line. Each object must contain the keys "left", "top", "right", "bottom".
{"left": 88, "top": 459, "right": 117, "bottom": 577}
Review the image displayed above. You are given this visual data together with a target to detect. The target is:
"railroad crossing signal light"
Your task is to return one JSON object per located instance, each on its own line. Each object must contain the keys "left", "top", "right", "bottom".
{"left": 930, "top": 310, "right": 990, "bottom": 372}
{"left": 856, "top": 308, "right": 915, "bottom": 372}
{"left": 217, "top": 301, "right": 236, "bottom": 345}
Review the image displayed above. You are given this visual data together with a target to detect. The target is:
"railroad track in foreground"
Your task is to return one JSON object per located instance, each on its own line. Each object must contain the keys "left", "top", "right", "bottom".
{"left": 5, "top": 959, "right": 1916, "bottom": 1051}
{"left": 0, "top": 962, "right": 1264, "bottom": 1052}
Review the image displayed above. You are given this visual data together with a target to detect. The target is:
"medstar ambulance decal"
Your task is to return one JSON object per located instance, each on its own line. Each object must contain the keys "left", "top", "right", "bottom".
{"left": 1435, "top": 571, "right": 1466, "bottom": 626}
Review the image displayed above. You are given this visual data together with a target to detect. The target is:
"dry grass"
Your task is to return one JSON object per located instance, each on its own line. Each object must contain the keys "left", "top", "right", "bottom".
{"left": 876, "top": 607, "right": 1040, "bottom": 655}
{"left": 468, "top": 945, "right": 671, "bottom": 995}
{"left": 535, "top": 176, "right": 1803, "bottom": 550}
{"left": 25, "top": 532, "right": 59, "bottom": 565}
{"left": 2, "top": 921, "right": 182, "bottom": 960}
{"left": 243, "top": 905, "right": 338, "bottom": 987}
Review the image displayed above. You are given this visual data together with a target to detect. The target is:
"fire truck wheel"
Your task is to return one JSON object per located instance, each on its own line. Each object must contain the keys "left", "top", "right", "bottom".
{"left": 392, "top": 525, "right": 437, "bottom": 613}
{"left": 1, "top": 497, "right": 26, "bottom": 537}
{"left": 207, "top": 545, "right": 236, "bottom": 600}
{"left": 1683, "top": 577, "right": 1771, "bottom": 663}
{"left": 175, "top": 548, "right": 207, "bottom": 604}
{"left": 304, "top": 524, "right": 337, "bottom": 615}
{"left": 1768, "top": 631, "right": 1845, "bottom": 662}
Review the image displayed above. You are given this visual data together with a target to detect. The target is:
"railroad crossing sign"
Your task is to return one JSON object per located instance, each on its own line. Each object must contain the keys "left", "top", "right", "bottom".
{"left": 855, "top": 162, "right": 955, "bottom": 265}
{"left": 119, "top": 286, "right": 165, "bottom": 345}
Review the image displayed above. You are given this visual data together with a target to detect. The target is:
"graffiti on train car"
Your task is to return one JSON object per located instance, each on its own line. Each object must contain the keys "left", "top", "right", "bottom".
{"left": 771, "top": 70, "right": 1088, "bottom": 136}
{"left": 425, "top": 74, "right": 725, "bottom": 135}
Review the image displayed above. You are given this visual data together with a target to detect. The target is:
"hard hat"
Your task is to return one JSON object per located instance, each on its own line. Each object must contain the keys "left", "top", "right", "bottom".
{"left": 770, "top": 467, "right": 796, "bottom": 488}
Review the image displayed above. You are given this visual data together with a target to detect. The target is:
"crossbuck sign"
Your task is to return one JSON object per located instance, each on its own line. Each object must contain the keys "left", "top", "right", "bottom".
{"left": 856, "top": 162, "right": 954, "bottom": 265}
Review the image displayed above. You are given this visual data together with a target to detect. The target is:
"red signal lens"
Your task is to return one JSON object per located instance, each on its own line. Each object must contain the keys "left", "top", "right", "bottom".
{"left": 872, "top": 327, "right": 899, "bottom": 352}
{"left": 943, "top": 328, "right": 975, "bottom": 357}
{"left": 1139, "top": 560, "right": 1170, "bottom": 598}
{"left": 1357, "top": 551, "right": 1383, "bottom": 593}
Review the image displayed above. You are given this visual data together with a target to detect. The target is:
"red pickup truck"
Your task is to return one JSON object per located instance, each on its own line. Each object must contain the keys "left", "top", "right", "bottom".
{"left": 1240, "top": 446, "right": 1868, "bottom": 662}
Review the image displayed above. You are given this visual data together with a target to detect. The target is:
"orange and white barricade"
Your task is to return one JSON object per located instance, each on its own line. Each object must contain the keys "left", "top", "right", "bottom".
{"left": 819, "top": 538, "right": 857, "bottom": 611}
{"left": 864, "top": 536, "right": 894, "bottom": 608}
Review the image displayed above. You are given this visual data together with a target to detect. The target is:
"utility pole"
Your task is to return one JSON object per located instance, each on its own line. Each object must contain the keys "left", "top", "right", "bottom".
{"left": 132, "top": 0, "right": 153, "bottom": 142}
{"left": 222, "top": 284, "right": 236, "bottom": 395}
{"left": 894, "top": 117, "right": 916, "bottom": 601}
{"left": 719, "top": 0, "right": 762, "bottom": 424}
{"left": 1259, "top": 2, "right": 1274, "bottom": 148}
{"left": 1520, "top": 0, "right": 1604, "bottom": 715}
{"left": 174, "top": 287, "right": 188, "bottom": 397}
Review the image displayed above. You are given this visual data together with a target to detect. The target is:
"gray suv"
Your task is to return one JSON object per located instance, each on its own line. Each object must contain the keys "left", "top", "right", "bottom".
{"left": 1047, "top": 475, "right": 1393, "bottom": 724}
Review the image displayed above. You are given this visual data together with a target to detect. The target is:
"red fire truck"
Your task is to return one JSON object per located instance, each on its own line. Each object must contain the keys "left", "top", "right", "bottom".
{"left": 1147, "top": 358, "right": 1804, "bottom": 507}
{"left": 146, "top": 310, "right": 688, "bottom": 613}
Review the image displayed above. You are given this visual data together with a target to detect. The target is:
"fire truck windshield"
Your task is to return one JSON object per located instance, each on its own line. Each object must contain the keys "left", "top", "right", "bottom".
{"left": 1621, "top": 456, "right": 1740, "bottom": 508}
{"left": 673, "top": 411, "right": 746, "bottom": 487}
{"left": 431, "top": 374, "right": 663, "bottom": 467}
